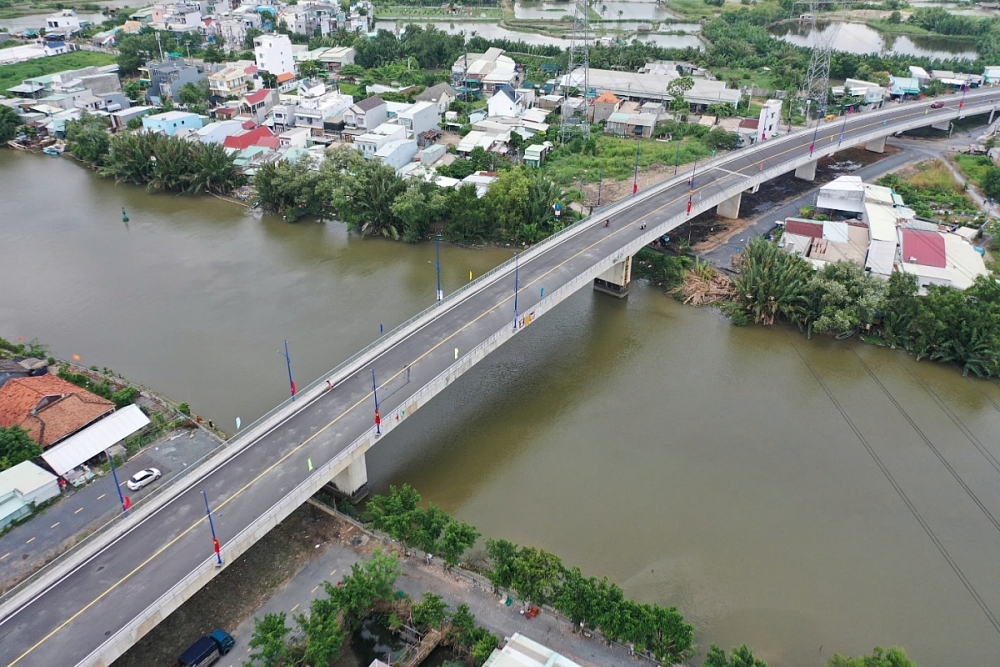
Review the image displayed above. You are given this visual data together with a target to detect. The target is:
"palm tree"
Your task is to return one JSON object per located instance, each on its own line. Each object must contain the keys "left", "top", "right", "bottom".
{"left": 617, "top": 9, "right": 623, "bottom": 20}
{"left": 188, "top": 142, "right": 243, "bottom": 194}
{"left": 0, "top": 105, "right": 20, "bottom": 143}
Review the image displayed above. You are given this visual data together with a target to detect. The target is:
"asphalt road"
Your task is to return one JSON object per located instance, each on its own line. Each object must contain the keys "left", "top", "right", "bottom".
{"left": 4, "top": 88, "right": 1000, "bottom": 667}
{"left": 0, "top": 429, "right": 221, "bottom": 590}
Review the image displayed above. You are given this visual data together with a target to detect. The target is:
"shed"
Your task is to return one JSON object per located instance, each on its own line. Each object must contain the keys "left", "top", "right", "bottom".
{"left": 41, "top": 404, "right": 150, "bottom": 477}
{"left": 0, "top": 461, "right": 60, "bottom": 529}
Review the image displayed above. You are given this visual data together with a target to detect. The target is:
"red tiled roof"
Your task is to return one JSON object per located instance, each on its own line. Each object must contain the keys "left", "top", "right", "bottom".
{"left": 594, "top": 90, "right": 619, "bottom": 104}
{"left": 223, "top": 125, "right": 273, "bottom": 150}
{"left": 215, "top": 107, "right": 236, "bottom": 118}
{"left": 739, "top": 118, "right": 759, "bottom": 129}
{"left": 244, "top": 64, "right": 258, "bottom": 75}
{"left": 901, "top": 228, "right": 946, "bottom": 268}
{"left": 242, "top": 119, "right": 257, "bottom": 129}
{"left": 256, "top": 135, "right": 280, "bottom": 149}
{"left": 244, "top": 88, "right": 270, "bottom": 105}
{"left": 785, "top": 219, "right": 824, "bottom": 239}
{"left": 276, "top": 72, "right": 295, "bottom": 84}
{"left": 0, "top": 375, "right": 114, "bottom": 448}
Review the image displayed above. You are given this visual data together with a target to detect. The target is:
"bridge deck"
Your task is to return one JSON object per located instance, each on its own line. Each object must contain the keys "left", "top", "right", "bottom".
{"left": 2, "top": 89, "right": 999, "bottom": 667}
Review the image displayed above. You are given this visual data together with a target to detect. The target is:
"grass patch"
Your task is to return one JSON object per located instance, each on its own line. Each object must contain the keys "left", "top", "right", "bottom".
{"left": 0, "top": 51, "right": 116, "bottom": 96}
{"left": 543, "top": 135, "right": 712, "bottom": 186}
{"left": 953, "top": 153, "right": 995, "bottom": 189}
{"left": 865, "top": 19, "right": 934, "bottom": 36}
{"left": 878, "top": 159, "right": 979, "bottom": 224}
{"left": 909, "top": 159, "right": 964, "bottom": 192}
{"left": 375, "top": 5, "right": 502, "bottom": 19}
{"left": 663, "top": 0, "right": 722, "bottom": 20}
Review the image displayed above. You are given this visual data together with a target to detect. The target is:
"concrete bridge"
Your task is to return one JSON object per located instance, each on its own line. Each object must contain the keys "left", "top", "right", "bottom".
{"left": 3, "top": 88, "right": 1000, "bottom": 667}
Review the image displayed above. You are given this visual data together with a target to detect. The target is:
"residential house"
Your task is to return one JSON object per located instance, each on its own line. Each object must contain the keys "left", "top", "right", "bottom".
{"left": 415, "top": 82, "right": 458, "bottom": 115}
{"left": 756, "top": 98, "right": 782, "bottom": 142}
{"left": 604, "top": 110, "right": 656, "bottom": 138}
{"left": 216, "top": 9, "right": 262, "bottom": 49}
{"left": 142, "top": 110, "right": 204, "bottom": 136}
{"left": 45, "top": 9, "right": 82, "bottom": 37}
{"left": 523, "top": 141, "right": 553, "bottom": 168}
{"left": 139, "top": 60, "right": 206, "bottom": 105}
{"left": 908, "top": 66, "right": 931, "bottom": 85}
{"left": 195, "top": 119, "right": 245, "bottom": 144}
{"left": 39, "top": 404, "right": 150, "bottom": 481}
{"left": 354, "top": 123, "right": 407, "bottom": 158}
{"left": 836, "top": 78, "right": 887, "bottom": 109}
{"left": 0, "top": 42, "right": 75, "bottom": 67}
{"left": 888, "top": 76, "right": 922, "bottom": 98}
{"left": 110, "top": 105, "right": 156, "bottom": 131}
{"left": 591, "top": 90, "right": 620, "bottom": 124}
{"left": 208, "top": 62, "right": 254, "bottom": 99}
{"left": 452, "top": 48, "right": 520, "bottom": 96}
{"left": 459, "top": 171, "right": 498, "bottom": 198}
{"left": 343, "top": 95, "right": 388, "bottom": 132}
{"left": 0, "top": 462, "right": 61, "bottom": 530}
{"left": 285, "top": 79, "right": 353, "bottom": 134}
{"left": 374, "top": 138, "right": 419, "bottom": 173}
{"left": 317, "top": 46, "right": 356, "bottom": 74}
{"left": 0, "top": 375, "right": 114, "bottom": 449}
{"left": 254, "top": 34, "right": 294, "bottom": 76}
{"left": 241, "top": 88, "right": 276, "bottom": 124}
{"left": 487, "top": 85, "right": 524, "bottom": 119}
{"left": 222, "top": 125, "right": 275, "bottom": 150}
{"left": 275, "top": 72, "right": 298, "bottom": 93}
{"left": 396, "top": 100, "right": 440, "bottom": 137}
{"left": 7, "top": 65, "right": 120, "bottom": 100}
{"left": 279, "top": 126, "right": 311, "bottom": 148}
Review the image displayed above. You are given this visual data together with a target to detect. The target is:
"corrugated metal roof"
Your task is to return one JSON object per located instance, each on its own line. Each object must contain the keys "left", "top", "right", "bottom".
{"left": 0, "top": 461, "right": 57, "bottom": 497}
{"left": 41, "top": 405, "right": 150, "bottom": 476}
{"left": 866, "top": 239, "right": 897, "bottom": 276}
{"left": 865, "top": 203, "right": 898, "bottom": 242}
{"left": 785, "top": 219, "right": 824, "bottom": 238}
{"left": 901, "top": 228, "right": 946, "bottom": 268}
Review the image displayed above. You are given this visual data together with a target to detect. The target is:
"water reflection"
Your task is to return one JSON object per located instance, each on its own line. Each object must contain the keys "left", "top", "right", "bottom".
{"left": 771, "top": 20, "right": 979, "bottom": 59}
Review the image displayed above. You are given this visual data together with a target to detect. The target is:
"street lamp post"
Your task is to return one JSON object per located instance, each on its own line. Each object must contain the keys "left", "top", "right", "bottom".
{"left": 513, "top": 252, "right": 519, "bottom": 331}
{"left": 632, "top": 138, "right": 641, "bottom": 195}
{"left": 597, "top": 169, "right": 603, "bottom": 206}
{"left": 107, "top": 450, "right": 129, "bottom": 515}
{"left": 371, "top": 369, "right": 381, "bottom": 436}
{"left": 202, "top": 490, "right": 223, "bottom": 567}
{"left": 276, "top": 340, "right": 296, "bottom": 400}
{"left": 428, "top": 234, "right": 443, "bottom": 303}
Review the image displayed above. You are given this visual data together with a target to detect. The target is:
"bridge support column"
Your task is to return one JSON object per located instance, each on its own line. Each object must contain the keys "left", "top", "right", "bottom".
{"left": 593, "top": 255, "right": 631, "bottom": 298}
{"left": 989, "top": 107, "right": 996, "bottom": 124}
{"left": 331, "top": 453, "right": 368, "bottom": 502}
{"left": 716, "top": 191, "right": 742, "bottom": 219}
{"left": 794, "top": 160, "right": 817, "bottom": 182}
{"left": 864, "top": 135, "right": 886, "bottom": 154}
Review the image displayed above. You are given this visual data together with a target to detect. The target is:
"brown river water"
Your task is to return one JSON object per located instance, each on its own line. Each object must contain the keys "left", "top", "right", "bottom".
{"left": 3, "top": 149, "right": 1000, "bottom": 665}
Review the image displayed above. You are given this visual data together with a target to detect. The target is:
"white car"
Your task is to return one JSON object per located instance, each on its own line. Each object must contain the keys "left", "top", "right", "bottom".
{"left": 126, "top": 468, "right": 161, "bottom": 491}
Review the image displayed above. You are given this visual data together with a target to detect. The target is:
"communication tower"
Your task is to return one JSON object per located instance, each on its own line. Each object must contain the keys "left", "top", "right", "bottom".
{"left": 561, "top": 0, "right": 591, "bottom": 141}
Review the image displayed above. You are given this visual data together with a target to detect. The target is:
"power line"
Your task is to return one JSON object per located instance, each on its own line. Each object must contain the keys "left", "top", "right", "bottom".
{"left": 785, "top": 332, "right": 1000, "bottom": 635}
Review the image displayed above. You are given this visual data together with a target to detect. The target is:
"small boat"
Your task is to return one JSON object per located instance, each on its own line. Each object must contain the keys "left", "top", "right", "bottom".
{"left": 42, "top": 147, "right": 60, "bottom": 156}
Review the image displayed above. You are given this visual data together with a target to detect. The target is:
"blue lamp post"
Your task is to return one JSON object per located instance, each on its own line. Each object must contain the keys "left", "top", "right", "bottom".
{"left": 428, "top": 233, "right": 443, "bottom": 303}
{"left": 202, "top": 490, "right": 223, "bottom": 567}
{"left": 276, "top": 340, "right": 296, "bottom": 400}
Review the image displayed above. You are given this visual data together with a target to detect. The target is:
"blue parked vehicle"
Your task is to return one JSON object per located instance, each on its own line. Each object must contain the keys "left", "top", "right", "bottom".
{"left": 177, "top": 629, "right": 234, "bottom": 667}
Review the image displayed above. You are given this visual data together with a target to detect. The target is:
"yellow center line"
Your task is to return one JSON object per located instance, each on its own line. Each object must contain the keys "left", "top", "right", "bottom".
{"left": 7, "top": 97, "right": 991, "bottom": 667}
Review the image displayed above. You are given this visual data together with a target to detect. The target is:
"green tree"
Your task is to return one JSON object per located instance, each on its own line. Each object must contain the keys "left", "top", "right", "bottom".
{"left": 411, "top": 592, "right": 448, "bottom": 630}
{"left": 0, "top": 105, "right": 21, "bottom": 143}
{"left": 469, "top": 632, "right": 500, "bottom": 664}
{"left": 297, "top": 59, "right": 324, "bottom": 79}
{"left": 178, "top": 80, "right": 209, "bottom": 108}
{"left": 705, "top": 643, "right": 767, "bottom": 667}
{"left": 246, "top": 612, "right": 291, "bottom": 667}
{"left": 825, "top": 646, "right": 914, "bottom": 667}
{"left": 447, "top": 603, "right": 476, "bottom": 645}
{"left": 340, "top": 159, "right": 407, "bottom": 239}
{"left": 260, "top": 71, "right": 277, "bottom": 89}
{"left": 254, "top": 157, "right": 328, "bottom": 222}
{"left": 437, "top": 519, "right": 479, "bottom": 568}
{"left": 188, "top": 141, "right": 244, "bottom": 194}
{"left": 363, "top": 483, "right": 422, "bottom": 544}
{"left": 65, "top": 112, "right": 111, "bottom": 166}
{"left": 122, "top": 79, "right": 144, "bottom": 102}
{"left": 511, "top": 546, "right": 564, "bottom": 605}
{"left": 390, "top": 182, "right": 448, "bottom": 243}
{"left": 485, "top": 538, "right": 519, "bottom": 589}
{"left": 325, "top": 549, "right": 401, "bottom": 630}
{"left": 295, "top": 611, "right": 345, "bottom": 667}
{"left": 0, "top": 425, "right": 42, "bottom": 472}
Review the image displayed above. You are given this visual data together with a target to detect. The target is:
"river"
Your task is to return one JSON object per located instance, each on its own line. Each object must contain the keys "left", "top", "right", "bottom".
{"left": 3, "top": 150, "right": 1000, "bottom": 667}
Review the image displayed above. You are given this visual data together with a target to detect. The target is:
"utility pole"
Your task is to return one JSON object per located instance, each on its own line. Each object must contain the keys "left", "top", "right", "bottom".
{"left": 276, "top": 340, "right": 296, "bottom": 400}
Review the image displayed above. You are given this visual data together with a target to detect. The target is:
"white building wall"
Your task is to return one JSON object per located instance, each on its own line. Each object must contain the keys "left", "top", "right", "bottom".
{"left": 254, "top": 34, "right": 294, "bottom": 76}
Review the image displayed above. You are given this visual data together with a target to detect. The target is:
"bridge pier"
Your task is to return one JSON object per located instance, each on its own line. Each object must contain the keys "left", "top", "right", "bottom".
{"left": 931, "top": 120, "right": 951, "bottom": 132}
{"left": 717, "top": 191, "right": 742, "bottom": 219}
{"left": 794, "top": 159, "right": 817, "bottom": 182}
{"left": 864, "top": 135, "right": 887, "bottom": 154}
{"left": 593, "top": 255, "right": 631, "bottom": 298}
{"left": 331, "top": 453, "right": 369, "bottom": 502}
